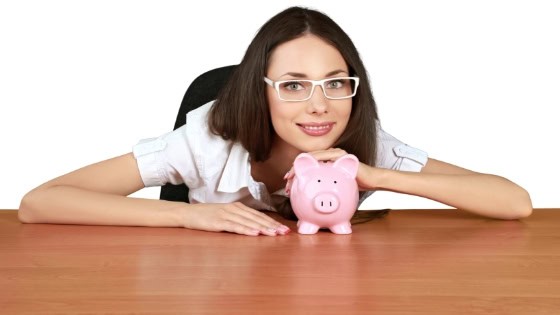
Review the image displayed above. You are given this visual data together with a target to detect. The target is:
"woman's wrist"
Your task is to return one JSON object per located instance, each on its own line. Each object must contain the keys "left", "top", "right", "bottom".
{"left": 359, "top": 163, "right": 391, "bottom": 191}
{"left": 152, "top": 201, "right": 190, "bottom": 228}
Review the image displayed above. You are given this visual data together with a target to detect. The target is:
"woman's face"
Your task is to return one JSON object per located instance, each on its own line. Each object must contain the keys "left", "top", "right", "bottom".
{"left": 266, "top": 34, "right": 352, "bottom": 154}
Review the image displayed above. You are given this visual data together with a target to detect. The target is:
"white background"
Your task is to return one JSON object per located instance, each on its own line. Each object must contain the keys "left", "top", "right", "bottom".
{"left": 1, "top": 0, "right": 558, "bottom": 210}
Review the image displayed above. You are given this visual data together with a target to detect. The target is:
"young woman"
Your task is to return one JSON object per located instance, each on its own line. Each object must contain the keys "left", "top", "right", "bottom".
{"left": 18, "top": 6, "right": 532, "bottom": 236}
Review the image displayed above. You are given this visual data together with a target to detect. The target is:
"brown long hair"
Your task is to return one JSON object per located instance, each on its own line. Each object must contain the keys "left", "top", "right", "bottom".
{"left": 209, "top": 7, "right": 384, "bottom": 221}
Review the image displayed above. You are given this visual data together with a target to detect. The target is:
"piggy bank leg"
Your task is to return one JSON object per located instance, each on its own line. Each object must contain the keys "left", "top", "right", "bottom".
{"left": 297, "top": 221, "right": 320, "bottom": 234}
{"left": 330, "top": 222, "right": 352, "bottom": 234}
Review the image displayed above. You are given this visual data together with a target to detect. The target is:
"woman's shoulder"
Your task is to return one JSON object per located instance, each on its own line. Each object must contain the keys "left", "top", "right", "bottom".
{"left": 185, "top": 100, "right": 214, "bottom": 127}
{"left": 133, "top": 101, "right": 229, "bottom": 159}
{"left": 185, "top": 101, "right": 233, "bottom": 145}
{"left": 132, "top": 100, "right": 237, "bottom": 187}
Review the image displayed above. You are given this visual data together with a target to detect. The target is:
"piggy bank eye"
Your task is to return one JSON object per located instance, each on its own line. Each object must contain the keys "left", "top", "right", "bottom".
{"left": 334, "top": 181, "right": 337, "bottom": 184}
{"left": 317, "top": 179, "right": 321, "bottom": 183}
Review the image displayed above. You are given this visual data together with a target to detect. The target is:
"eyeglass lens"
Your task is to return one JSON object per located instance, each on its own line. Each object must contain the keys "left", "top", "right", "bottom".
{"left": 278, "top": 78, "right": 357, "bottom": 100}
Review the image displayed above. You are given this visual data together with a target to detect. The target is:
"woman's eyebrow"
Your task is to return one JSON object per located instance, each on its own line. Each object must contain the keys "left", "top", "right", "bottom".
{"left": 324, "top": 69, "right": 348, "bottom": 77}
{"left": 279, "top": 69, "right": 348, "bottom": 79}
{"left": 280, "top": 72, "right": 307, "bottom": 78}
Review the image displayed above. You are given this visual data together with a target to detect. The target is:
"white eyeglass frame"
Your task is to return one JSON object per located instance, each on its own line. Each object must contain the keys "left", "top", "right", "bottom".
{"left": 263, "top": 76, "right": 360, "bottom": 102}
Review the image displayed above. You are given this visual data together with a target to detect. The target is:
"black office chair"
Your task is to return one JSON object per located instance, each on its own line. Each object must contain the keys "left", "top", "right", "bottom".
{"left": 159, "top": 65, "right": 237, "bottom": 202}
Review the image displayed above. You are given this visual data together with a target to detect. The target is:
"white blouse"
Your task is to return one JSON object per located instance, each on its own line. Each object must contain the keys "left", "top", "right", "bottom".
{"left": 133, "top": 101, "right": 428, "bottom": 211}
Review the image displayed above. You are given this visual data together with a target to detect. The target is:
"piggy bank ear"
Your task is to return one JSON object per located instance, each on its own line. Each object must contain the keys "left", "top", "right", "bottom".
{"left": 293, "top": 153, "right": 319, "bottom": 175}
{"left": 333, "top": 154, "right": 360, "bottom": 178}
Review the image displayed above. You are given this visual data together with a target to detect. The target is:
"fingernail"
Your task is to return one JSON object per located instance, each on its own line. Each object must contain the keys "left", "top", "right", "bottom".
{"left": 283, "top": 172, "right": 290, "bottom": 180}
{"left": 278, "top": 225, "right": 291, "bottom": 233}
{"left": 263, "top": 228, "right": 277, "bottom": 236}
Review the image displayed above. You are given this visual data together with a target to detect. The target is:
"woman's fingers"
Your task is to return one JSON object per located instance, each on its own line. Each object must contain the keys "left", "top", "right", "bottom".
{"left": 227, "top": 202, "right": 290, "bottom": 235}
{"left": 184, "top": 203, "right": 291, "bottom": 236}
{"left": 284, "top": 171, "right": 294, "bottom": 195}
{"left": 219, "top": 220, "right": 261, "bottom": 236}
{"left": 308, "top": 148, "right": 348, "bottom": 161}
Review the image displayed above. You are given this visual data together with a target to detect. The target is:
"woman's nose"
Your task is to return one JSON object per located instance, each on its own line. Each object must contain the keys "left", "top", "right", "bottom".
{"left": 307, "top": 85, "right": 328, "bottom": 113}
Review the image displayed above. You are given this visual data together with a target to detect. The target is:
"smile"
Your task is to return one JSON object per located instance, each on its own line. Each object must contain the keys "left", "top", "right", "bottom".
{"left": 297, "top": 123, "right": 335, "bottom": 136}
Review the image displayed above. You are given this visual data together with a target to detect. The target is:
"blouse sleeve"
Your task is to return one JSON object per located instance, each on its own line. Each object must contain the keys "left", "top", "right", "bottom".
{"left": 376, "top": 123, "right": 429, "bottom": 172}
{"left": 131, "top": 101, "right": 219, "bottom": 189}
{"left": 132, "top": 124, "right": 198, "bottom": 187}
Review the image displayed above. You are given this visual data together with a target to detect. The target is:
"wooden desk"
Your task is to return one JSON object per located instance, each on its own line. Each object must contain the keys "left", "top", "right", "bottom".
{"left": 1, "top": 209, "right": 559, "bottom": 314}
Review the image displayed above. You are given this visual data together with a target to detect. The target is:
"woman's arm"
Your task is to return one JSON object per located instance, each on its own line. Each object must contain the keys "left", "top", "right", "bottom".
{"left": 296, "top": 149, "right": 532, "bottom": 220}
{"left": 362, "top": 157, "right": 533, "bottom": 220}
{"left": 19, "top": 153, "right": 287, "bottom": 236}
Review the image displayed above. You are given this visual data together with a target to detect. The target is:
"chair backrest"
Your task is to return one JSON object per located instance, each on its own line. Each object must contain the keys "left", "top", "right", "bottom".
{"left": 159, "top": 65, "right": 237, "bottom": 202}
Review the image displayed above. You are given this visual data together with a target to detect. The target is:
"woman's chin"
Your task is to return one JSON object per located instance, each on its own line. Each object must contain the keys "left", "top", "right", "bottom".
{"left": 273, "top": 134, "right": 337, "bottom": 155}
{"left": 295, "top": 141, "right": 336, "bottom": 153}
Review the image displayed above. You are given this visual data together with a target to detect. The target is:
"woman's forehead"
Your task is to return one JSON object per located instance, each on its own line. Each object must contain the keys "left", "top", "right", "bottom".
{"left": 267, "top": 34, "right": 348, "bottom": 79}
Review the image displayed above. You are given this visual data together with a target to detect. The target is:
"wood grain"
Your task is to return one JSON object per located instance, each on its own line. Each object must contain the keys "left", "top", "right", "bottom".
{"left": 1, "top": 209, "right": 559, "bottom": 314}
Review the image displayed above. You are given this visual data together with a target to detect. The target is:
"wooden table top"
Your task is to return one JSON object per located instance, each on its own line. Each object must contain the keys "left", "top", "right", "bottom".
{"left": 1, "top": 209, "right": 559, "bottom": 314}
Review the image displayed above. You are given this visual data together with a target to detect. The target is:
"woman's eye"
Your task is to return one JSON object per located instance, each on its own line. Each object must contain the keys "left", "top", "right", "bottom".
{"left": 281, "top": 81, "right": 304, "bottom": 91}
{"left": 327, "top": 80, "right": 344, "bottom": 89}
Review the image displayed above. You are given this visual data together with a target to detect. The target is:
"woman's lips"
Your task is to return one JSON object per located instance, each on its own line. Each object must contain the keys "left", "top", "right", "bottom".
{"left": 297, "top": 122, "right": 335, "bottom": 136}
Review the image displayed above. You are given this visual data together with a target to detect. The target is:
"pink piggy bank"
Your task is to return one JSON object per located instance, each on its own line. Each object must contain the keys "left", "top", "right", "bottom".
{"left": 289, "top": 153, "right": 360, "bottom": 234}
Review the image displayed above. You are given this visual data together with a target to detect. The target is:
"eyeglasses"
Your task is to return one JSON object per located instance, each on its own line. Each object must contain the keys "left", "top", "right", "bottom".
{"left": 264, "top": 76, "right": 360, "bottom": 102}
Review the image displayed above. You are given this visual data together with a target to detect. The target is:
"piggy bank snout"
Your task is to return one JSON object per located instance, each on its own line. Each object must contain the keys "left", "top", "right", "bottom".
{"left": 313, "top": 193, "right": 340, "bottom": 214}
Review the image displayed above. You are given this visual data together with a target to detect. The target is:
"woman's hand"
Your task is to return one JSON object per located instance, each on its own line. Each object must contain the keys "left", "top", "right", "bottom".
{"left": 182, "top": 202, "right": 291, "bottom": 236}
{"left": 284, "top": 148, "right": 379, "bottom": 194}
